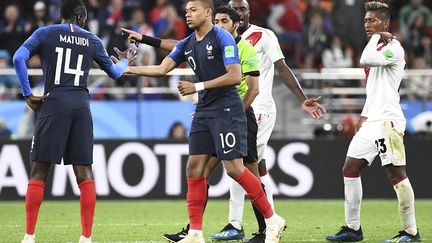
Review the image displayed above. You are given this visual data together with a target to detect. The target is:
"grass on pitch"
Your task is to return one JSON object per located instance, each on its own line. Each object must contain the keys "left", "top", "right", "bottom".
{"left": 0, "top": 199, "right": 431, "bottom": 242}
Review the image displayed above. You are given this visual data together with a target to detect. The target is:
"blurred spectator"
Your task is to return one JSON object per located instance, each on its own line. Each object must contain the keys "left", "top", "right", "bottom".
{"left": 250, "top": 0, "right": 278, "bottom": 27}
{"left": 100, "top": 0, "right": 128, "bottom": 58}
{"left": 150, "top": 0, "right": 184, "bottom": 39}
{"left": 406, "top": 14, "right": 428, "bottom": 54}
{"left": 86, "top": 0, "right": 102, "bottom": 35}
{"left": 48, "top": 0, "right": 61, "bottom": 22}
{"left": 322, "top": 35, "right": 353, "bottom": 68}
{"left": 338, "top": 114, "right": 356, "bottom": 138}
{"left": 0, "top": 49, "right": 19, "bottom": 99}
{"left": 399, "top": 0, "right": 432, "bottom": 41}
{"left": 125, "top": 9, "right": 157, "bottom": 87}
{"left": 29, "top": 1, "right": 51, "bottom": 33}
{"left": 0, "top": 118, "right": 12, "bottom": 139}
{"left": 303, "top": 0, "right": 333, "bottom": 33}
{"left": 150, "top": 0, "right": 186, "bottom": 63}
{"left": 123, "top": 0, "right": 148, "bottom": 20}
{"left": 413, "top": 35, "right": 432, "bottom": 68}
{"left": 300, "top": 11, "right": 329, "bottom": 68}
{"left": 168, "top": 121, "right": 187, "bottom": 140}
{"left": 0, "top": 4, "right": 32, "bottom": 64}
{"left": 331, "top": 0, "right": 366, "bottom": 65}
{"left": 267, "top": 0, "right": 303, "bottom": 67}
{"left": 267, "top": 0, "right": 303, "bottom": 44}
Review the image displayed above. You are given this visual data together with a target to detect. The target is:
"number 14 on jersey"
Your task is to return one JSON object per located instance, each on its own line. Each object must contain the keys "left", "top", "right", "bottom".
{"left": 55, "top": 47, "right": 84, "bottom": 86}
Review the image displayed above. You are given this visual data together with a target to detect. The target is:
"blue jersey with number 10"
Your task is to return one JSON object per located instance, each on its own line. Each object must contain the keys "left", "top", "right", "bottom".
{"left": 168, "top": 26, "right": 243, "bottom": 118}
{"left": 14, "top": 23, "right": 127, "bottom": 117}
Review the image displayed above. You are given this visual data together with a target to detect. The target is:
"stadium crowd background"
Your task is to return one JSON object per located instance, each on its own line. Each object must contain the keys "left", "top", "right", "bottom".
{"left": 0, "top": 0, "right": 431, "bottom": 139}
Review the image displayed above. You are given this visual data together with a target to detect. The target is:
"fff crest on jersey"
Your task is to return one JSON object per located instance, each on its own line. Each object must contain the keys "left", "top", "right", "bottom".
{"left": 206, "top": 42, "right": 214, "bottom": 60}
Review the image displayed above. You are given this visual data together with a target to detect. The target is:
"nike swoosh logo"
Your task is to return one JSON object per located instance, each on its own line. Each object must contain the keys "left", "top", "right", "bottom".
{"left": 184, "top": 50, "right": 192, "bottom": 55}
{"left": 223, "top": 149, "right": 234, "bottom": 154}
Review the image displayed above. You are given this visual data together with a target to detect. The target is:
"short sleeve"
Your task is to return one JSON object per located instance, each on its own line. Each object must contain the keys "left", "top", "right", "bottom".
{"left": 263, "top": 30, "right": 285, "bottom": 63}
{"left": 241, "top": 42, "right": 260, "bottom": 73}
{"left": 216, "top": 28, "right": 240, "bottom": 66}
{"left": 168, "top": 38, "right": 187, "bottom": 65}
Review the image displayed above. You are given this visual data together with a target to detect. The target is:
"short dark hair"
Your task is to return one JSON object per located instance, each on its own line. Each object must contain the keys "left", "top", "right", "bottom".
{"left": 186, "top": 0, "right": 214, "bottom": 11}
{"left": 61, "top": 0, "right": 86, "bottom": 20}
{"left": 364, "top": 0, "right": 390, "bottom": 20}
{"left": 215, "top": 5, "right": 241, "bottom": 23}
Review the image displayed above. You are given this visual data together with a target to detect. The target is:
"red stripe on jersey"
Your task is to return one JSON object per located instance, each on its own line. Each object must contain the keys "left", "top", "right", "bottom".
{"left": 70, "top": 24, "right": 75, "bottom": 32}
{"left": 245, "top": 32, "right": 262, "bottom": 46}
{"left": 364, "top": 67, "right": 371, "bottom": 83}
{"left": 364, "top": 43, "right": 387, "bottom": 83}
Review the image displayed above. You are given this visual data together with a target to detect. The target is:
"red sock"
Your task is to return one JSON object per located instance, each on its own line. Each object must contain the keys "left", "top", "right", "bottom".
{"left": 236, "top": 169, "right": 273, "bottom": 218}
{"left": 79, "top": 180, "right": 96, "bottom": 238}
{"left": 187, "top": 177, "right": 207, "bottom": 230}
{"left": 25, "top": 179, "right": 45, "bottom": 235}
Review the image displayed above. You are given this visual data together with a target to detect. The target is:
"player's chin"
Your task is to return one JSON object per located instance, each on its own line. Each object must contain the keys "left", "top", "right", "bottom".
{"left": 187, "top": 23, "right": 196, "bottom": 29}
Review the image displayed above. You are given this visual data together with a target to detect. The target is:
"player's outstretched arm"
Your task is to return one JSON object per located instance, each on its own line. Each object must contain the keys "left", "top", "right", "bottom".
{"left": 275, "top": 59, "right": 326, "bottom": 119}
{"left": 177, "top": 64, "right": 242, "bottom": 96}
{"left": 102, "top": 47, "right": 137, "bottom": 80}
{"left": 121, "top": 28, "right": 178, "bottom": 52}
{"left": 125, "top": 56, "right": 177, "bottom": 77}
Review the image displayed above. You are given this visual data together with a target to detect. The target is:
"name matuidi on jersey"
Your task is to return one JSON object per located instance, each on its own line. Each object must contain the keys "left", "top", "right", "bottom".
{"left": 59, "top": 34, "right": 89, "bottom": 46}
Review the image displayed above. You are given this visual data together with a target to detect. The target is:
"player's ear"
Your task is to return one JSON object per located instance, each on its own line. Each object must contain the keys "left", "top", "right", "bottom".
{"left": 206, "top": 8, "right": 212, "bottom": 18}
{"left": 77, "top": 14, "right": 86, "bottom": 26}
{"left": 384, "top": 19, "right": 390, "bottom": 30}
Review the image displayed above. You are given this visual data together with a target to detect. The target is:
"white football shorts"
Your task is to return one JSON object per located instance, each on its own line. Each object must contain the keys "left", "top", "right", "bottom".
{"left": 256, "top": 112, "right": 276, "bottom": 162}
{"left": 347, "top": 120, "right": 406, "bottom": 166}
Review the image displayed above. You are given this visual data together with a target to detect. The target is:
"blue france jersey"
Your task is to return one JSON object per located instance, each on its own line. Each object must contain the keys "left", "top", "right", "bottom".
{"left": 18, "top": 24, "right": 125, "bottom": 117}
{"left": 168, "top": 26, "right": 243, "bottom": 117}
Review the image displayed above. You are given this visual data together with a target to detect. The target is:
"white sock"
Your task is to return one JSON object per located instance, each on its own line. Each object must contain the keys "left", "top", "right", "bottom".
{"left": 344, "top": 176, "right": 362, "bottom": 231}
{"left": 394, "top": 178, "right": 417, "bottom": 235}
{"left": 24, "top": 233, "right": 35, "bottom": 239}
{"left": 228, "top": 177, "right": 245, "bottom": 230}
{"left": 260, "top": 173, "right": 274, "bottom": 210}
{"left": 188, "top": 229, "right": 203, "bottom": 236}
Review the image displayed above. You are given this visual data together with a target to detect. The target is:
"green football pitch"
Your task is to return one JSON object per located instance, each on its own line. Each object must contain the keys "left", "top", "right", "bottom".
{"left": 1, "top": 199, "right": 431, "bottom": 242}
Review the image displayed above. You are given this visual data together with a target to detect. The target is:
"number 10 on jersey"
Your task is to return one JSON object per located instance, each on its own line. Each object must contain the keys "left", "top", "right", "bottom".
{"left": 55, "top": 47, "right": 84, "bottom": 86}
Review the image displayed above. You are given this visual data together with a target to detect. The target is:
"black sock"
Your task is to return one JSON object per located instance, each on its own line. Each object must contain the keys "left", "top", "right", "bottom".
{"left": 251, "top": 183, "right": 267, "bottom": 233}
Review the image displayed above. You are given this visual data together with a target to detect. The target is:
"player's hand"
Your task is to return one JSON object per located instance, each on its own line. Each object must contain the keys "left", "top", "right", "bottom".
{"left": 302, "top": 96, "right": 326, "bottom": 119}
{"left": 25, "top": 93, "right": 49, "bottom": 111}
{"left": 378, "top": 32, "right": 394, "bottom": 45}
{"left": 178, "top": 80, "right": 196, "bottom": 96}
{"left": 121, "top": 28, "right": 142, "bottom": 45}
{"left": 113, "top": 47, "right": 137, "bottom": 64}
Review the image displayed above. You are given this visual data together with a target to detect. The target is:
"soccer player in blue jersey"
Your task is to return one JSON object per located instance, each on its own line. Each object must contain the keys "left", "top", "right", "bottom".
{"left": 13, "top": 0, "right": 136, "bottom": 242}
{"left": 119, "top": 0, "right": 286, "bottom": 242}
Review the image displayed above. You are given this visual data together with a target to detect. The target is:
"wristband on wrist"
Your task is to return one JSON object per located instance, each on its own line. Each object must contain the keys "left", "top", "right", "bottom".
{"left": 194, "top": 82, "right": 205, "bottom": 91}
{"left": 140, "top": 35, "right": 162, "bottom": 48}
